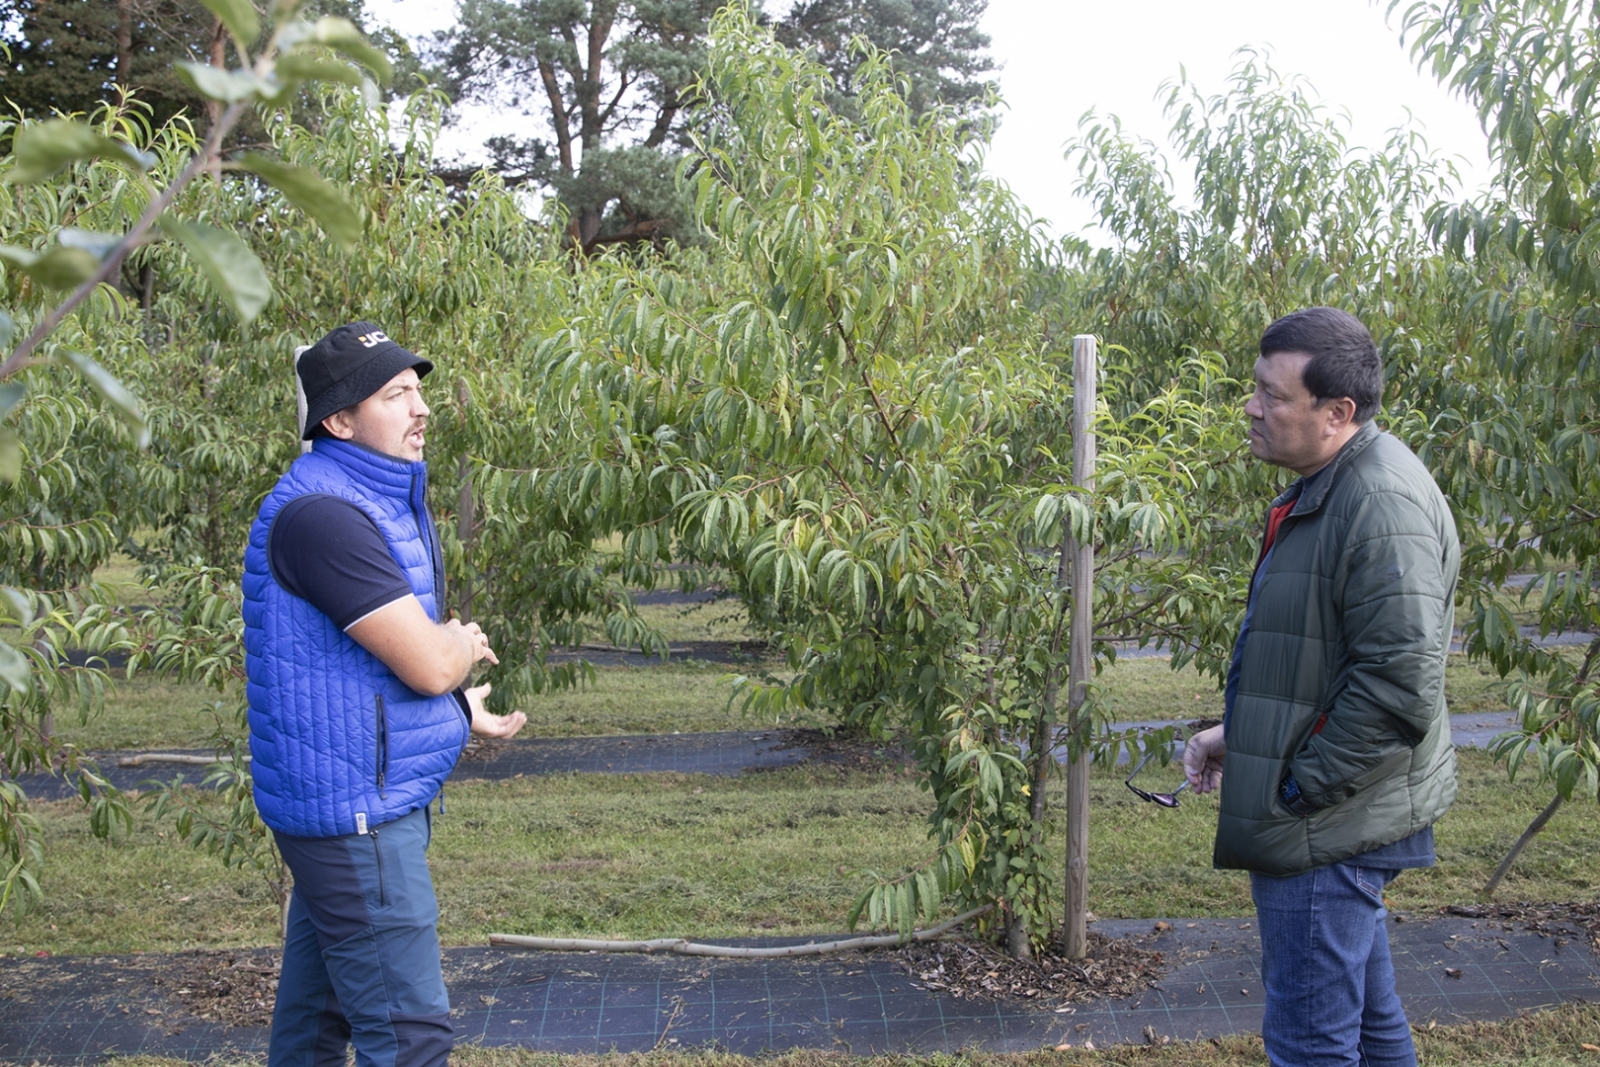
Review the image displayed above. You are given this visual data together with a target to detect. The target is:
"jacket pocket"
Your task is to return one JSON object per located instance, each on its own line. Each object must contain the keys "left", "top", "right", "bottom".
{"left": 375, "top": 694, "right": 389, "bottom": 796}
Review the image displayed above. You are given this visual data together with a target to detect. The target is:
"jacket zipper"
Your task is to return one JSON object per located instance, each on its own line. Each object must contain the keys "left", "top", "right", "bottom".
{"left": 375, "top": 694, "right": 389, "bottom": 795}
{"left": 412, "top": 468, "right": 446, "bottom": 615}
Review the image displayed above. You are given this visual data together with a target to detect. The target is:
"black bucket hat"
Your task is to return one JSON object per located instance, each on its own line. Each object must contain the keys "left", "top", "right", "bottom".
{"left": 295, "top": 322, "right": 434, "bottom": 439}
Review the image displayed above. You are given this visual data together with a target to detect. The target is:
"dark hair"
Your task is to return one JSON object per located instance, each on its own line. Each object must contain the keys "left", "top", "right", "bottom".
{"left": 1259, "top": 307, "right": 1383, "bottom": 423}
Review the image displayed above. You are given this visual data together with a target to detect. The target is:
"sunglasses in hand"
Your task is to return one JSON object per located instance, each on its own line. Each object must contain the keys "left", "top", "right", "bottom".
{"left": 1124, "top": 748, "right": 1190, "bottom": 808}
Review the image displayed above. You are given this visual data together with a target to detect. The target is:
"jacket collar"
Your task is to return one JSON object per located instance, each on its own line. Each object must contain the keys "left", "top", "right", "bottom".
{"left": 311, "top": 436, "right": 426, "bottom": 499}
{"left": 1277, "top": 420, "right": 1380, "bottom": 516}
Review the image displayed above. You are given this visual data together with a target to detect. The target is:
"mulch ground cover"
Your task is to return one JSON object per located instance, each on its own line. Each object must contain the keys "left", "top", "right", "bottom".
{"left": 1440, "top": 900, "right": 1600, "bottom": 955}
{"left": 164, "top": 949, "right": 281, "bottom": 1028}
{"left": 897, "top": 928, "right": 1167, "bottom": 1007}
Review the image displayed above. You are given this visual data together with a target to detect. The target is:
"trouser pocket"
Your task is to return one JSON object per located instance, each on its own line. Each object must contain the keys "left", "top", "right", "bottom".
{"left": 1354, "top": 864, "right": 1397, "bottom": 905}
{"left": 370, "top": 828, "right": 387, "bottom": 908}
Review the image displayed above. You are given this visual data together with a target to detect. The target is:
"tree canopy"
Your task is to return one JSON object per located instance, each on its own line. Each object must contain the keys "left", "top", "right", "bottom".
{"left": 433, "top": 0, "right": 993, "bottom": 251}
{"left": 0, "top": 0, "right": 213, "bottom": 128}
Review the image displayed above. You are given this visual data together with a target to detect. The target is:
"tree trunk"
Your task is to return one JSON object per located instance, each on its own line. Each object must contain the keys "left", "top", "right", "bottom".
{"left": 1483, "top": 792, "right": 1564, "bottom": 898}
{"left": 205, "top": 16, "right": 226, "bottom": 177}
{"left": 115, "top": 0, "right": 134, "bottom": 90}
{"left": 1005, "top": 912, "right": 1032, "bottom": 960}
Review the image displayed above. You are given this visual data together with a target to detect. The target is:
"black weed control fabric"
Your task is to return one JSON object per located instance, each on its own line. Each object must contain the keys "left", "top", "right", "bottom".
{"left": 5, "top": 916, "right": 1599, "bottom": 1062}
{"left": 15, "top": 712, "right": 1530, "bottom": 802}
{"left": 14, "top": 731, "right": 808, "bottom": 801}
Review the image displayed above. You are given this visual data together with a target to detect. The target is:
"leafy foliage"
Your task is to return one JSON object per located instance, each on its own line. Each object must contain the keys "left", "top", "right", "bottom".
{"left": 1390, "top": 0, "right": 1600, "bottom": 814}
{"left": 0, "top": 0, "right": 397, "bottom": 912}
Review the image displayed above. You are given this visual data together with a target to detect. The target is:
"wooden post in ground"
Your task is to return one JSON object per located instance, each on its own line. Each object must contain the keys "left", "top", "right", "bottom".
{"left": 1065, "top": 334, "right": 1098, "bottom": 959}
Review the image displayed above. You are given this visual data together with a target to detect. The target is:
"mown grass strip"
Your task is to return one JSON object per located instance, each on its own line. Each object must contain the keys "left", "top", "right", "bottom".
{"left": 9, "top": 751, "right": 1596, "bottom": 957}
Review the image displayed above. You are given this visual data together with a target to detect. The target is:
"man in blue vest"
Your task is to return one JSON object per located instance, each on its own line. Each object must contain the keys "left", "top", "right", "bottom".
{"left": 243, "top": 321, "right": 526, "bottom": 1067}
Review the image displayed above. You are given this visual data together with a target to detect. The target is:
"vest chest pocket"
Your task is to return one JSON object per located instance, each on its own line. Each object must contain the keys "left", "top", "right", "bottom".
{"left": 375, "top": 694, "right": 389, "bottom": 798}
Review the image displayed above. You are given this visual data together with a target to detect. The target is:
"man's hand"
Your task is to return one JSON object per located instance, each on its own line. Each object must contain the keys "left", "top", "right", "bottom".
{"left": 1184, "top": 724, "right": 1227, "bottom": 794}
{"left": 444, "top": 618, "right": 499, "bottom": 667}
{"left": 348, "top": 597, "right": 500, "bottom": 695}
{"left": 464, "top": 683, "right": 525, "bottom": 739}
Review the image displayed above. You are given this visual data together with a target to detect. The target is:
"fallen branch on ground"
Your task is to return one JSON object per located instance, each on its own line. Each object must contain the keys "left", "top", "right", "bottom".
{"left": 118, "top": 753, "right": 250, "bottom": 767}
{"left": 487, "top": 904, "right": 994, "bottom": 958}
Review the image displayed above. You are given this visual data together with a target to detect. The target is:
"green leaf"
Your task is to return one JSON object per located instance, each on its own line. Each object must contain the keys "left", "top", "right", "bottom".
{"left": 0, "top": 244, "right": 101, "bottom": 290}
{"left": 0, "top": 309, "right": 14, "bottom": 349}
{"left": 57, "top": 350, "right": 151, "bottom": 448}
{"left": 0, "top": 587, "right": 32, "bottom": 626}
{"left": 305, "top": 17, "right": 392, "bottom": 84}
{"left": 57, "top": 228, "right": 124, "bottom": 260}
{"left": 0, "top": 427, "right": 18, "bottom": 482}
{"left": 274, "top": 52, "right": 367, "bottom": 88}
{"left": 6, "top": 119, "right": 155, "bottom": 184}
{"left": 0, "top": 640, "right": 30, "bottom": 694}
{"left": 238, "top": 153, "right": 363, "bottom": 248}
{"left": 198, "top": 0, "right": 260, "bottom": 50}
{"left": 175, "top": 62, "right": 269, "bottom": 103}
{"left": 0, "top": 383, "right": 22, "bottom": 419}
{"left": 159, "top": 218, "right": 272, "bottom": 323}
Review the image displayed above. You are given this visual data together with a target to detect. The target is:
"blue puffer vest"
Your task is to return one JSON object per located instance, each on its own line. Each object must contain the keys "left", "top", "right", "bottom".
{"left": 242, "top": 437, "right": 469, "bottom": 839}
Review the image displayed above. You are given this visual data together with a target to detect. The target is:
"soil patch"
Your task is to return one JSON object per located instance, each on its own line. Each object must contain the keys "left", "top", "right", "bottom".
{"left": 164, "top": 949, "right": 280, "bottom": 1028}
{"left": 895, "top": 927, "right": 1167, "bottom": 1007}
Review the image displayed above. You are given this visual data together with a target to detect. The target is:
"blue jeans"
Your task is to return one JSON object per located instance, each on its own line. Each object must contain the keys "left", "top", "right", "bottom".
{"left": 1251, "top": 862, "right": 1416, "bottom": 1067}
{"left": 269, "top": 806, "right": 452, "bottom": 1067}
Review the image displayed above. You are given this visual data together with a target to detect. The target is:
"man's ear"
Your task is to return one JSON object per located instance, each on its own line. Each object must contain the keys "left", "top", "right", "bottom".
{"left": 1324, "top": 396, "right": 1358, "bottom": 433}
{"left": 321, "top": 409, "right": 356, "bottom": 441}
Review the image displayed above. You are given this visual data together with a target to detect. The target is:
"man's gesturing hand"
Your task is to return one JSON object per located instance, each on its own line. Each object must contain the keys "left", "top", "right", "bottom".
{"left": 1184, "top": 724, "right": 1227, "bottom": 794}
{"left": 464, "top": 683, "right": 525, "bottom": 739}
{"left": 347, "top": 597, "right": 501, "bottom": 695}
{"left": 444, "top": 618, "right": 499, "bottom": 666}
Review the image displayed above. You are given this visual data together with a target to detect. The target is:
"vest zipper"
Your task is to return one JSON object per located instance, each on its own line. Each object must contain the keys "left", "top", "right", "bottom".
{"left": 375, "top": 694, "right": 389, "bottom": 795}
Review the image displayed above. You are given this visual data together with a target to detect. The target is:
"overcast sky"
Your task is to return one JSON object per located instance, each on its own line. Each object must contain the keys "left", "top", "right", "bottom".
{"left": 364, "top": 0, "right": 1494, "bottom": 240}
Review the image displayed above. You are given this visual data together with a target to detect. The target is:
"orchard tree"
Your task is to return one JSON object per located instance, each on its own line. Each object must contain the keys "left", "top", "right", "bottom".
{"left": 1393, "top": 0, "right": 1600, "bottom": 891}
{"left": 0, "top": 0, "right": 394, "bottom": 912}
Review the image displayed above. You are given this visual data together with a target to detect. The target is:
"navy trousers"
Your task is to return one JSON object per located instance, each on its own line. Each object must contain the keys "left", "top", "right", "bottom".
{"left": 269, "top": 807, "right": 453, "bottom": 1067}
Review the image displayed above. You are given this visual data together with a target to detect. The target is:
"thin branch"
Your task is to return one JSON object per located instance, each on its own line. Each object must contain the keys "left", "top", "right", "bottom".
{"left": 0, "top": 99, "right": 250, "bottom": 381}
{"left": 487, "top": 905, "right": 994, "bottom": 958}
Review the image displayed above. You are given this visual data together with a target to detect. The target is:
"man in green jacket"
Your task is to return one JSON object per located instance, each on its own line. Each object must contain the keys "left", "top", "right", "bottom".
{"left": 1184, "top": 307, "right": 1459, "bottom": 1067}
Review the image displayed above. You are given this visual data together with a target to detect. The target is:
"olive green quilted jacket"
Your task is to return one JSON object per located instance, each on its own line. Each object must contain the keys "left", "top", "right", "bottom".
{"left": 1215, "top": 421, "right": 1460, "bottom": 875}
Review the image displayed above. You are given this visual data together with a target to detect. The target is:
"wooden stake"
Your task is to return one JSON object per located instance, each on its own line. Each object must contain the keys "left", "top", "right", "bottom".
{"left": 1065, "top": 334, "right": 1097, "bottom": 960}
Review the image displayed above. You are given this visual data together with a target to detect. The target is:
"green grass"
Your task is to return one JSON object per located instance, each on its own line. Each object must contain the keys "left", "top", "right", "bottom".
{"left": 11, "top": 750, "right": 1596, "bottom": 958}
{"left": 630, "top": 597, "right": 759, "bottom": 644}
{"left": 514, "top": 664, "right": 822, "bottom": 737}
{"left": 53, "top": 674, "right": 238, "bottom": 751}
{"left": 93, "top": 1002, "right": 1600, "bottom": 1064}
{"left": 59, "top": 651, "right": 1515, "bottom": 753}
